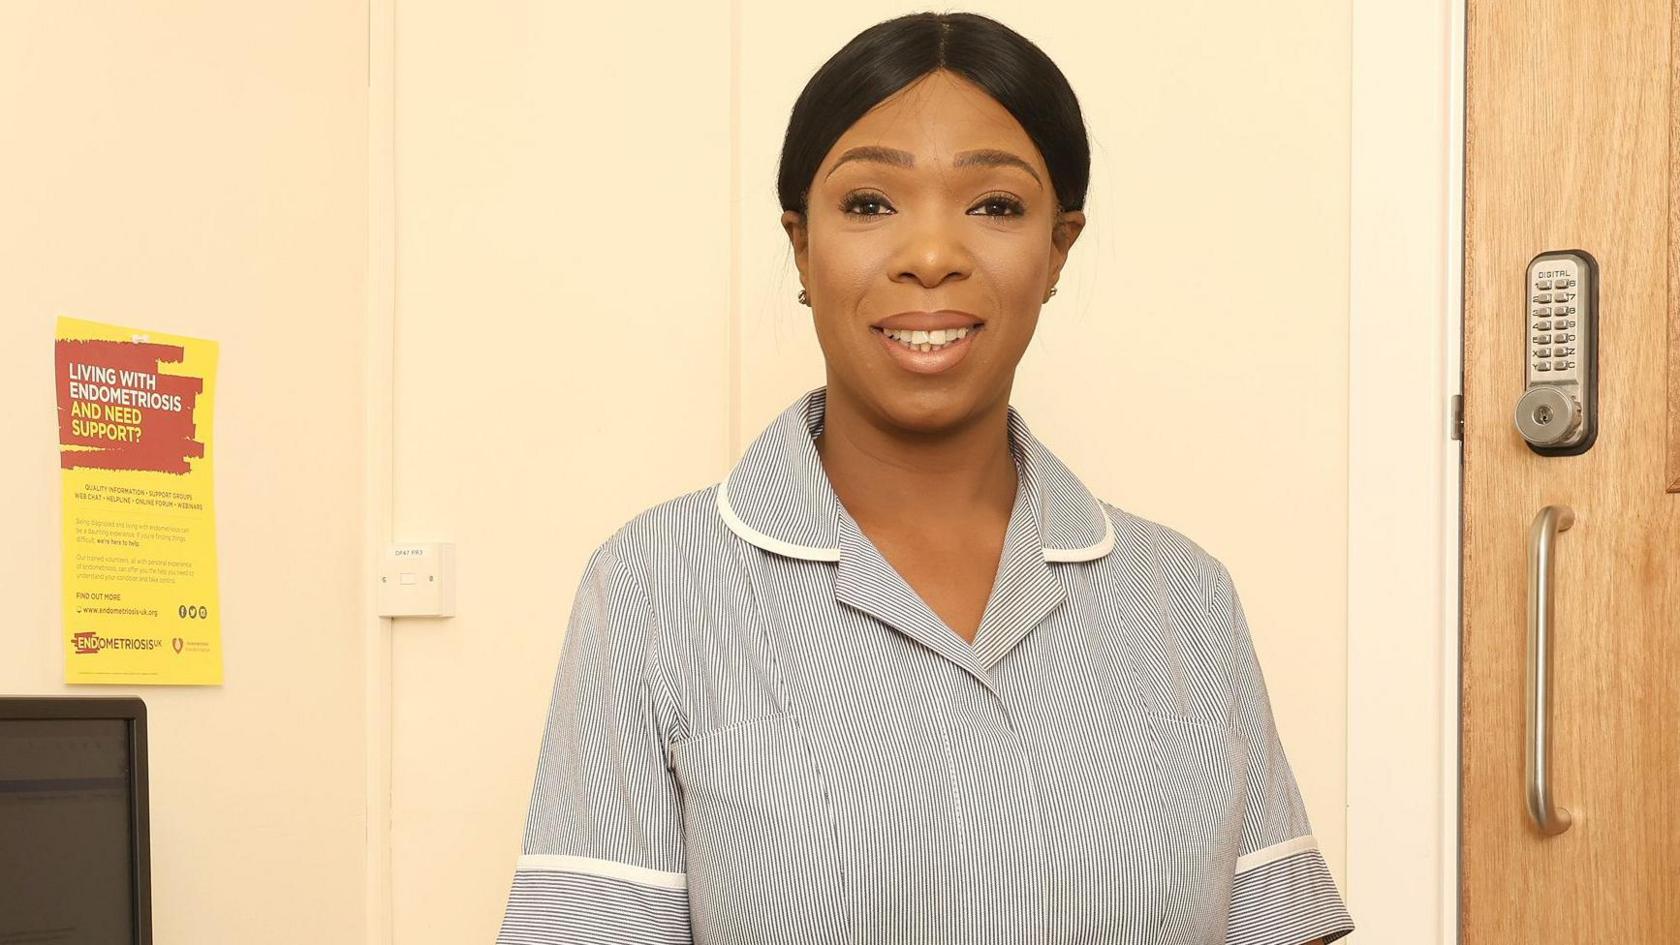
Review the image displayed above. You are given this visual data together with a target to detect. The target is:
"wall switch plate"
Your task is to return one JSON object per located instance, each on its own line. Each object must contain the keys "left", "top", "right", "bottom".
{"left": 377, "top": 542, "right": 455, "bottom": 617}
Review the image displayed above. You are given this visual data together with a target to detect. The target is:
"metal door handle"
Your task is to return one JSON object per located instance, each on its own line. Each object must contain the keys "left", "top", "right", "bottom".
{"left": 1527, "top": 504, "right": 1575, "bottom": 835}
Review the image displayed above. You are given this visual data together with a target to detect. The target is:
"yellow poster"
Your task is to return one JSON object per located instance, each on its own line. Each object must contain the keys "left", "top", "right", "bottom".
{"left": 56, "top": 316, "right": 222, "bottom": 685}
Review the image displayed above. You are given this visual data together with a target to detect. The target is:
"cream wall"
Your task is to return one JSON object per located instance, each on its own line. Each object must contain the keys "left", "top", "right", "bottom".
{"left": 386, "top": 2, "right": 1352, "bottom": 944}
{"left": 0, "top": 2, "right": 372, "bottom": 943}
{"left": 384, "top": 3, "right": 733, "bottom": 941}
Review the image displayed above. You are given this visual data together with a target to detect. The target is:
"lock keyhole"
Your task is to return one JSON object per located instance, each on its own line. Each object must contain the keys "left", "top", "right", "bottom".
{"left": 1533, "top": 403, "right": 1554, "bottom": 425}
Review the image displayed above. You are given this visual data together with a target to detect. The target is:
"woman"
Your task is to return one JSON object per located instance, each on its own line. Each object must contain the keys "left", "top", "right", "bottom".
{"left": 495, "top": 11, "right": 1353, "bottom": 945}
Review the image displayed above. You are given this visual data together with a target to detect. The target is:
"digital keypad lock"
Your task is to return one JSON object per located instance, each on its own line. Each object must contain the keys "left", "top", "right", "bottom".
{"left": 1514, "top": 249, "right": 1598, "bottom": 455}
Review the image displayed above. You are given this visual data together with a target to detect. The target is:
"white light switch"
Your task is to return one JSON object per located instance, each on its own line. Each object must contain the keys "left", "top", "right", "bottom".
{"left": 378, "top": 542, "right": 455, "bottom": 617}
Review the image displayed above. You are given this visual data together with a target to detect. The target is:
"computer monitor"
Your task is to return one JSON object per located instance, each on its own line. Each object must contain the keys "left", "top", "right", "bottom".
{"left": 0, "top": 696, "right": 151, "bottom": 945}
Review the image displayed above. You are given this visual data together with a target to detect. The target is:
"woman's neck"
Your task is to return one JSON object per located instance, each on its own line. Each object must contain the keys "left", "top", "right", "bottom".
{"left": 812, "top": 385, "right": 1018, "bottom": 541}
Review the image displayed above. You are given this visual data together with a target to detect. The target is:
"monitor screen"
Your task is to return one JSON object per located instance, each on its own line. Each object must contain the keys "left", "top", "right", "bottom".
{"left": 0, "top": 698, "right": 149, "bottom": 945}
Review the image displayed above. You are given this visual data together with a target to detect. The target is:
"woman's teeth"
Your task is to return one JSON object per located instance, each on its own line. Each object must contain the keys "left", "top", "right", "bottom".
{"left": 878, "top": 325, "right": 974, "bottom": 352}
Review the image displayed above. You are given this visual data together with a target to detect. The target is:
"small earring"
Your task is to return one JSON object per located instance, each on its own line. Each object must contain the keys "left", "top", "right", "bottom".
{"left": 798, "top": 289, "right": 809, "bottom": 306}
{"left": 1045, "top": 286, "right": 1058, "bottom": 302}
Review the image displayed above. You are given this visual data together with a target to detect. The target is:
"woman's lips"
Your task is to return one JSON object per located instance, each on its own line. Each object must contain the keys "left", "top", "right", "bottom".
{"left": 870, "top": 324, "right": 982, "bottom": 375}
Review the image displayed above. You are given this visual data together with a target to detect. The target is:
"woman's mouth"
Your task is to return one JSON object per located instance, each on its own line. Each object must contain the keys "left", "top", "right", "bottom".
{"left": 869, "top": 324, "right": 983, "bottom": 375}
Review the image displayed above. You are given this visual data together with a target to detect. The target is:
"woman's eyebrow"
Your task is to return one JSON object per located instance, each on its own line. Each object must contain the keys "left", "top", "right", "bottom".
{"left": 824, "top": 146, "right": 1041, "bottom": 186}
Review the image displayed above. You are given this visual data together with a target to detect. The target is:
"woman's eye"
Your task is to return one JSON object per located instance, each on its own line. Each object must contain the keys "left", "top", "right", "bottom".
{"left": 838, "top": 192, "right": 1025, "bottom": 217}
{"left": 972, "top": 195, "right": 1026, "bottom": 217}
{"left": 840, "top": 192, "right": 892, "bottom": 216}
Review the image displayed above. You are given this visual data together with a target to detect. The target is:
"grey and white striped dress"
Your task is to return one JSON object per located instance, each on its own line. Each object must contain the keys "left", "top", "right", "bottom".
{"left": 495, "top": 385, "right": 1355, "bottom": 945}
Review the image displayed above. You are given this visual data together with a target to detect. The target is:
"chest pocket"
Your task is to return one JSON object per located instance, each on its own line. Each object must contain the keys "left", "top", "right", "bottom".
{"left": 668, "top": 713, "right": 850, "bottom": 945}
{"left": 1147, "top": 711, "right": 1245, "bottom": 945}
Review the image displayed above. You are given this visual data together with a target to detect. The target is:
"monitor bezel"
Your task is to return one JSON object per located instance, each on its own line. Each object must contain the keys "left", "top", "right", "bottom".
{"left": 0, "top": 696, "right": 151, "bottom": 945}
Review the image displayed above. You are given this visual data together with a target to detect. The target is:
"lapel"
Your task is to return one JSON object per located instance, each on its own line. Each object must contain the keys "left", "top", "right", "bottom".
{"left": 716, "top": 385, "right": 1115, "bottom": 689}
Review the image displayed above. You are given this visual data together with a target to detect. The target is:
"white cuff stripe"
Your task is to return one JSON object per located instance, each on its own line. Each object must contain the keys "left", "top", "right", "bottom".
{"left": 1234, "top": 833, "right": 1319, "bottom": 874}
{"left": 516, "top": 854, "right": 689, "bottom": 890}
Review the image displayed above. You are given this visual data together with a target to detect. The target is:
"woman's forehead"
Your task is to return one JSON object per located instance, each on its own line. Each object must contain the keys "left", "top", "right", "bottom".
{"left": 830, "top": 72, "right": 1034, "bottom": 154}
{"left": 822, "top": 121, "right": 1043, "bottom": 185}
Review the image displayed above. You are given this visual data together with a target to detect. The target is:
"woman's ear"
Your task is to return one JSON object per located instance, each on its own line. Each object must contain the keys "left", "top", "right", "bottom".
{"left": 1051, "top": 209, "right": 1086, "bottom": 257}
{"left": 1047, "top": 209, "right": 1085, "bottom": 289}
{"left": 781, "top": 210, "right": 809, "bottom": 283}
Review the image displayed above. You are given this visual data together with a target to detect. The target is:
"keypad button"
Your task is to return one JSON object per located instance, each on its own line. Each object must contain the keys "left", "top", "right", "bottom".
{"left": 1536, "top": 362, "right": 1552, "bottom": 372}
{"left": 1535, "top": 334, "right": 1553, "bottom": 344}
{"left": 1553, "top": 358, "right": 1569, "bottom": 370}
{"left": 1536, "top": 293, "right": 1553, "bottom": 303}
{"left": 1537, "top": 347, "right": 1551, "bottom": 357}
{"left": 1537, "top": 320, "right": 1552, "bottom": 330}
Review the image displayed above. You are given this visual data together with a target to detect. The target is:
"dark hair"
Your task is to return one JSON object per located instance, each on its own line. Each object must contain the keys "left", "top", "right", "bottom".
{"left": 776, "top": 11, "right": 1090, "bottom": 217}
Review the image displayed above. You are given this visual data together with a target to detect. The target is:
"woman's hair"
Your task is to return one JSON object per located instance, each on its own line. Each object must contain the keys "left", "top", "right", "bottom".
{"left": 777, "top": 11, "right": 1090, "bottom": 217}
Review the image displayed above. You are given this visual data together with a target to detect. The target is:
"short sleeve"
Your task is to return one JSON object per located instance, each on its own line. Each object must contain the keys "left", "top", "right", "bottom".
{"left": 1216, "top": 562, "right": 1356, "bottom": 945}
{"left": 494, "top": 537, "right": 693, "bottom": 945}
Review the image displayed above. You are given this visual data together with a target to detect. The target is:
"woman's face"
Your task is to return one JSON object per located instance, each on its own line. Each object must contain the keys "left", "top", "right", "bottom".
{"left": 783, "top": 68, "right": 1084, "bottom": 432}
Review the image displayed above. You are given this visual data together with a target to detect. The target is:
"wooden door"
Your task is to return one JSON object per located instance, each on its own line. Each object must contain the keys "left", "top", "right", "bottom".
{"left": 1462, "top": 0, "right": 1680, "bottom": 939}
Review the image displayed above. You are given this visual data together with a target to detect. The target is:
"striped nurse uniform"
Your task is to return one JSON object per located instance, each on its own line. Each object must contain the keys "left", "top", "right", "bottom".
{"left": 495, "top": 385, "right": 1355, "bottom": 945}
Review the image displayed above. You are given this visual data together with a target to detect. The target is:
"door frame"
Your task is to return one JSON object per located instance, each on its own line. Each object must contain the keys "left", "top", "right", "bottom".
{"left": 365, "top": 0, "right": 397, "bottom": 943}
{"left": 1347, "top": 0, "right": 1463, "bottom": 942}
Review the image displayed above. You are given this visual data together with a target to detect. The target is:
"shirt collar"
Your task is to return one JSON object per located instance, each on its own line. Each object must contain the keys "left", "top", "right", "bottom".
{"left": 715, "top": 385, "right": 1115, "bottom": 563}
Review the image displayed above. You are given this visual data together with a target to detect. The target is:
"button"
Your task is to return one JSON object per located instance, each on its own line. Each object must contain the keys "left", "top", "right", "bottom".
{"left": 1553, "top": 358, "right": 1569, "bottom": 370}
{"left": 1537, "top": 320, "right": 1552, "bottom": 330}
{"left": 1535, "top": 293, "right": 1553, "bottom": 303}
{"left": 1536, "top": 362, "right": 1552, "bottom": 372}
{"left": 1535, "top": 333, "right": 1553, "bottom": 344}
{"left": 1537, "top": 347, "right": 1552, "bottom": 357}
{"left": 1538, "top": 279, "right": 1552, "bottom": 289}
